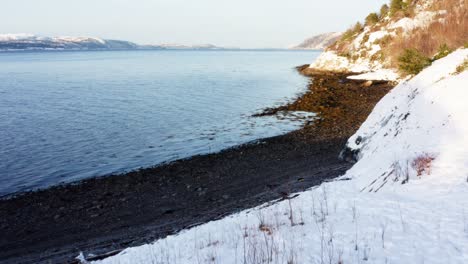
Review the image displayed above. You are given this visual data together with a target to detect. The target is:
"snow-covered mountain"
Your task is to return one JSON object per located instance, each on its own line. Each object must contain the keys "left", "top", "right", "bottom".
{"left": 141, "top": 43, "right": 225, "bottom": 50}
{"left": 0, "top": 34, "right": 226, "bottom": 51}
{"left": 290, "top": 32, "right": 342, "bottom": 50}
{"left": 0, "top": 34, "right": 139, "bottom": 51}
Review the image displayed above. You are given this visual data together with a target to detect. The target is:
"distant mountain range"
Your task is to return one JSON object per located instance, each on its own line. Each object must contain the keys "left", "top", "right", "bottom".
{"left": 290, "top": 32, "right": 342, "bottom": 50}
{"left": 0, "top": 34, "right": 229, "bottom": 51}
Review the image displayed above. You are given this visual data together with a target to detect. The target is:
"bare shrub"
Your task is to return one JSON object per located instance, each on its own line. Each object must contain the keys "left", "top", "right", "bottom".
{"left": 433, "top": 43, "right": 454, "bottom": 60}
{"left": 258, "top": 223, "right": 273, "bottom": 236}
{"left": 411, "top": 153, "right": 436, "bottom": 176}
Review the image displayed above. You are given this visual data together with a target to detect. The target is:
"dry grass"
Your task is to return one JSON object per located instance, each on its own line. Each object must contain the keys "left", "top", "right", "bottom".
{"left": 387, "top": 0, "right": 468, "bottom": 68}
{"left": 455, "top": 59, "right": 468, "bottom": 73}
{"left": 329, "top": 22, "right": 364, "bottom": 54}
{"left": 327, "top": 0, "right": 467, "bottom": 71}
{"left": 411, "top": 153, "right": 436, "bottom": 177}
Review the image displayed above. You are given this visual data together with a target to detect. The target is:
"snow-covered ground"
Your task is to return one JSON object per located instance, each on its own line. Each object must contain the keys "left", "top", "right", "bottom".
{"left": 347, "top": 69, "right": 400, "bottom": 82}
{"left": 90, "top": 50, "right": 468, "bottom": 264}
{"left": 388, "top": 11, "right": 444, "bottom": 34}
{"left": 308, "top": 51, "right": 376, "bottom": 73}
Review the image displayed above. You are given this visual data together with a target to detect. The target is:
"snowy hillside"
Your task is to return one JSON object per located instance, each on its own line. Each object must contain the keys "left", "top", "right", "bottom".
{"left": 291, "top": 32, "right": 342, "bottom": 50}
{"left": 0, "top": 34, "right": 226, "bottom": 51}
{"left": 309, "top": 0, "right": 467, "bottom": 80}
{"left": 90, "top": 50, "right": 468, "bottom": 264}
{"left": 0, "top": 34, "right": 139, "bottom": 51}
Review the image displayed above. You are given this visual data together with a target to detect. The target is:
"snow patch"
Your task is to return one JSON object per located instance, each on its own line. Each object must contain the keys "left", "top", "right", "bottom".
{"left": 353, "top": 29, "right": 369, "bottom": 49}
{"left": 389, "top": 11, "right": 439, "bottom": 33}
{"left": 366, "top": 31, "right": 391, "bottom": 47}
{"left": 368, "top": 44, "right": 382, "bottom": 57}
{"left": 347, "top": 69, "right": 399, "bottom": 81}
{"left": 309, "top": 51, "right": 372, "bottom": 73}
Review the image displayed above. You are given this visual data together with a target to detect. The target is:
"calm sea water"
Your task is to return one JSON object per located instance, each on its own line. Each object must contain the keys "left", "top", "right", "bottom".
{"left": 0, "top": 50, "right": 320, "bottom": 196}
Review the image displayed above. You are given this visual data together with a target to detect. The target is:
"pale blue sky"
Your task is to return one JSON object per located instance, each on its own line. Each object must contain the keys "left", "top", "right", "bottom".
{"left": 1, "top": 0, "right": 388, "bottom": 48}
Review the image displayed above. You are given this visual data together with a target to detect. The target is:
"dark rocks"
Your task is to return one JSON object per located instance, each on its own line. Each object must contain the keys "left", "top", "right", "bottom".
{"left": 355, "top": 136, "right": 363, "bottom": 145}
{"left": 339, "top": 146, "right": 360, "bottom": 163}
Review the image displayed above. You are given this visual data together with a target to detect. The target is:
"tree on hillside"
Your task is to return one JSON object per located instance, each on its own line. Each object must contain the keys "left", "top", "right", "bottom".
{"left": 366, "top": 13, "right": 380, "bottom": 25}
{"left": 390, "top": 0, "right": 407, "bottom": 15}
{"left": 380, "top": 4, "right": 389, "bottom": 18}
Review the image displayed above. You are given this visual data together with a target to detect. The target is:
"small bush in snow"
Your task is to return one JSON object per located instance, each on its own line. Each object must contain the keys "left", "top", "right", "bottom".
{"left": 455, "top": 59, "right": 468, "bottom": 74}
{"left": 433, "top": 44, "right": 454, "bottom": 61}
{"left": 398, "top": 48, "right": 432, "bottom": 75}
{"left": 370, "top": 51, "right": 386, "bottom": 63}
{"left": 338, "top": 52, "right": 352, "bottom": 59}
{"left": 361, "top": 34, "right": 370, "bottom": 45}
{"left": 411, "top": 153, "right": 436, "bottom": 177}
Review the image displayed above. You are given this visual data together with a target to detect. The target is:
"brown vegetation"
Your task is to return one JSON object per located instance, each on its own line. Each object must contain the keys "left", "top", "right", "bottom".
{"left": 328, "top": 0, "right": 467, "bottom": 74}
{"left": 365, "top": 13, "right": 380, "bottom": 26}
{"left": 386, "top": 0, "right": 467, "bottom": 69}
{"left": 411, "top": 153, "right": 436, "bottom": 176}
{"left": 455, "top": 58, "right": 468, "bottom": 73}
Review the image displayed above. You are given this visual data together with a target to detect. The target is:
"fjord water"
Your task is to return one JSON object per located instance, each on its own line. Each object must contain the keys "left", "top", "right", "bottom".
{"left": 0, "top": 50, "right": 320, "bottom": 196}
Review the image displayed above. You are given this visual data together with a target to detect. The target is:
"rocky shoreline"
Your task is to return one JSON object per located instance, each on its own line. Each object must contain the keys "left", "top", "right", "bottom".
{"left": 0, "top": 68, "right": 394, "bottom": 264}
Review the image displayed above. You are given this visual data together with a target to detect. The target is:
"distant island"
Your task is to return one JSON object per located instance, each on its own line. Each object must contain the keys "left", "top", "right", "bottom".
{"left": 0, "top": 34, "right": 231, "bottom": 51}
{"left": 290, "top": 32, "right": 342, "bottom": 50}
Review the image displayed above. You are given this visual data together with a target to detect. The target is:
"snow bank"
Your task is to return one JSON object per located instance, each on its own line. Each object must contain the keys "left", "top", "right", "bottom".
{"left": 347, "top": 69, "right": 399, "bottom": 81}
{"left": 93, "top": 181, "right": 468, "bottom": 264}
{"left": 92, "top": 50, "right": 468, "bottom": 264}
{"left": 309, "top": 51, "right": 373, "bottom": 73}
{"left": 309, "top": 50, "right": 389, "bottom": 75}
{"left": 342, "top": 49, "right": 468, "bottom": 189}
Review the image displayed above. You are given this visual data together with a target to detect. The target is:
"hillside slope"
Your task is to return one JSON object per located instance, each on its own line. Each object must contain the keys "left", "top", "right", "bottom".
{"left": 291, "top": 32, "right": 342, "bottom": 50}
{"left": 310, "top": 0, "right": 467, "bottom": 79}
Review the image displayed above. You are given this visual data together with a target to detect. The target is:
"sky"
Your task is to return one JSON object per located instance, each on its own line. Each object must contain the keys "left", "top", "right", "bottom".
{"left": 1, "top": 0, "right": 388, "bottom": 48}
